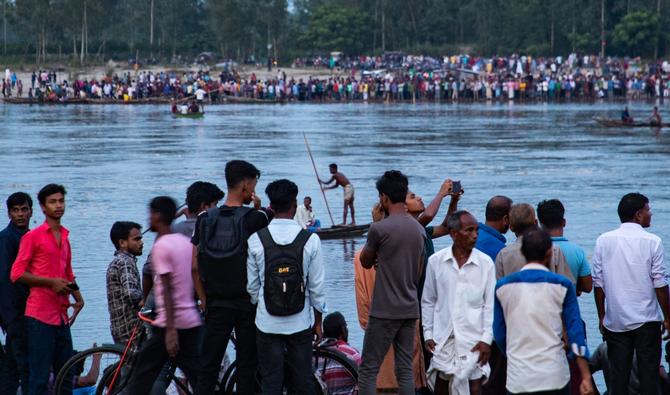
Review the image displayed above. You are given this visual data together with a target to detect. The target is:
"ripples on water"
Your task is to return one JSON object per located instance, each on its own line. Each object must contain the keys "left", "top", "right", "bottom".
{"left": 2, "top": 101, "right": 670, "bottom": 390}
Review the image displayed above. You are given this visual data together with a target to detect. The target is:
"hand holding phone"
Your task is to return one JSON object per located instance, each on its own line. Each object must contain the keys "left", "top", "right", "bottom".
{"left": 451, "top": 181, "right": 462, "bottom": 195}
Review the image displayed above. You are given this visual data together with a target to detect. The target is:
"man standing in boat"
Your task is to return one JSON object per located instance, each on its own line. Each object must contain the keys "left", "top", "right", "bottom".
{"left": 320, "top": 163, "right": 355, "bottom": 226}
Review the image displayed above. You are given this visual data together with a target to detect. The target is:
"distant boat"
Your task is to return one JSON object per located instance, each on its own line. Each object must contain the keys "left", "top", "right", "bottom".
{"left": 173, "top": 112, "right": 204, "bottom": 119}
{"left": 594, "top": 117, "right": 666, "bottom": 128}
{"left": 315, "top": 224, "right": 370, "bottom": 240}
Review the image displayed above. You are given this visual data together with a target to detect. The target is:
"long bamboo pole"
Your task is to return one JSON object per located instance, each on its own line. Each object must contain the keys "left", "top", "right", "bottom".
{"left": 303, "top": 132, "right": 335, "bottom": 227}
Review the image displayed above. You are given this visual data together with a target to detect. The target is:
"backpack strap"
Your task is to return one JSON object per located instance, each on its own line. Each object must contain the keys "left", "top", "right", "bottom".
{"left": 257, "top": 228, "right": 312, "bottom": 277}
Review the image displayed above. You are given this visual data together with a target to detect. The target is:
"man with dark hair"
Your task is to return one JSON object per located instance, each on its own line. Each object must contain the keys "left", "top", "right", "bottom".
{"left": 494, "top": 229, "right": 593, "bottom": 395}
{"left": 172, "top": 181, "right": 224, "bottom": 237}
{"left": 358, "top": 170, "right": 426, "bottom": 395}
{"left": 476, "top": 196, "right": 513, "bottom": 261}
{"left": 11, "top": 184, "right": 84, "bottom": 395}
{"left": 422, "top": 210, "right": 495, "bottom": 395}
{"left": 495, "top": 203, "right": 574, "bottom": 282}
{"left": 125, "top": 196, "right": 202, "bottom": 392}
{"left": 319, "top": 312, "right": 362, "bottom": 394}
{"left": 194, "top": 160, "right": 271, "bottom": 395}
{"left": 247, "top": 179, "right": 326, "bottom": 393}
{"left": 106, "top": 221, "right": 144, "bottom": 344}
{"left": 0, "top": 192, "right": 33, "bottom": 394}
{"left": 593, "top": 192, "right": 670, "bottom": 395}
{"left": 537, "top": 199, "right": 592, "bottom": 296}
{"left": 319, "top": 163, "right": 356, "bottom": 226}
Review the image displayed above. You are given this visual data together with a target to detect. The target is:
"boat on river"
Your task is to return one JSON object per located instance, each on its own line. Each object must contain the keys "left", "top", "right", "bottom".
{"left": 594, "top": 117, "right": 667, "bottom": 128}
{"left": 173, "top": 112, "right": 204, "bottom": 119}
{"left": 315, "top": 224, "right": 370, "bottom": 240}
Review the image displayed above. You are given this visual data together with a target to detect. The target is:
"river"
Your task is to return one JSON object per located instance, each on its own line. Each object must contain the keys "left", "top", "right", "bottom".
{"left": 1, "top": 101, "right": 669, "bottom": 391}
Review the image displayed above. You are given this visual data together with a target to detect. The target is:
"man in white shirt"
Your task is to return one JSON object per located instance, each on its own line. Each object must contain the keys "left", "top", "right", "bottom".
{"left": 593, "top": 192, "right": 670, "bottom": 395}
{"left": 294, "top": 196, "right": 320, "bottom": 231}
{"left": 247, "top": 179, "right": 326, "bottom": 393}
{"left": 422, "top": 211, "right": 495, "bottom": 395}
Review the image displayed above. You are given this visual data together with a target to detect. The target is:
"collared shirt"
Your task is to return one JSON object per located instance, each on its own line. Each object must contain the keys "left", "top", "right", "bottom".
{"left": 475, "top": 223, "right": 507, "bottom": 261}
{"left": 247, "top": 218, "right": 327, "bottom": 335}
{"left": 495, "top": 237, "right": 575, "bottom": 284}
{"left": 592, "top": 223, "right": 667, "bottom": 332}
{"left": 0, "top": 222, "right": 29, "bottom": 329}
{"left": 10, "top": 222, "right": 75, "bottom": 326}
{"left": 294, "top": 205, "right": 316, "bottom": 229}
{"left": 106, "top": 250, "right": 142, "bottom": 343}
{"left": 318, "top": 339, "right": 361, "bottom": 395}
{"left": 493, "top": 264, "right": 588, "bottom": 393}
{"left": 422, "top": 246, "right": 495, "bottom": 354}
{"left": 551, "top": 236, "right": 591, "bottom": 281}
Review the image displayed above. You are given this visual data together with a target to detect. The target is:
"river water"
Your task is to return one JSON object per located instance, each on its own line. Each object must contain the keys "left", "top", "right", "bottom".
{"left": 1, "top": 101, "right": 669, "bottom": 390}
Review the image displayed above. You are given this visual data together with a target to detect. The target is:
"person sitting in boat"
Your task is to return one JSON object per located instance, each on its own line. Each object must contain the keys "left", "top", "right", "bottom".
{"left": 295, "top": 196, "right": 321, "bottom": 232}
{"left": 179, "top": 103, "right": 189, "bottom": 114}
{"left": 171, "top": 101, "right": 178, "bottom": 114}
{"left": 188, "top": 100, "right": 200, "bottom": 114}
{"left": 621, "top": 106, "right": 633, "bottom": 124}
{"left": 650, "top": 106, "right": 662, "bottom": 126}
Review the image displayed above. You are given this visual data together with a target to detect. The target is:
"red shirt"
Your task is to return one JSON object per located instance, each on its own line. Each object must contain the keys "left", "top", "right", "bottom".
{"left": 10, "top": 222, "right": 75, "bottom": 326}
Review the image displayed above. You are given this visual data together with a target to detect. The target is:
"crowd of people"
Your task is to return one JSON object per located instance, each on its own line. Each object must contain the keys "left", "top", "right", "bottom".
{"left": 1, "top": 160, "right": 670, "bottom": 395}
{"left": 5, "top": 52, "right": 670, "bottom": 104}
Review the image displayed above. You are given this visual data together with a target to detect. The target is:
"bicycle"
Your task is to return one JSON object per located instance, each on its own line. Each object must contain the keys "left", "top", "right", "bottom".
{"left": 220, "top": 336, "right": 359, "bottom": 394}
{"left": 54, "top": 310, "right": 194, "bottom": 395}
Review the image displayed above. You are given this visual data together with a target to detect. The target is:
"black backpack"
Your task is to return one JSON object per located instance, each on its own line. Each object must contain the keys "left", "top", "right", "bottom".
{"left": 257, "top": 227, "right": 312, "bottom": 316}
{"left": 197, "top": 206, "right": 254, "bottom": 300}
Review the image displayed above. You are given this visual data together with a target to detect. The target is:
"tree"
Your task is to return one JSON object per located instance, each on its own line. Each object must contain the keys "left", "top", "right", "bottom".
{"left": 612, "top": 10, "right": 660, "bottom": 57}
{"left": 301, "top": 4, "right": 372, "bottom": 54}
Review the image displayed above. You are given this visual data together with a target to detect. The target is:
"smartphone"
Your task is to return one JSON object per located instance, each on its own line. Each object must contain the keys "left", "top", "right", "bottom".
{"left": 67, "top": 282, "right": 80, "bottom": 291}
{"left": 452, "top": 180, "right": 462, "bottom": 195}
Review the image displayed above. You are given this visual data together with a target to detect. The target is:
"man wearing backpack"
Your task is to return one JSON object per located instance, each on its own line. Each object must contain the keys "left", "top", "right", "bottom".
{"left": 247, "top": 179, "right": 327, "bottom": 394}
{"left": 193, "top": 160, "right": 271, "bottom": 395}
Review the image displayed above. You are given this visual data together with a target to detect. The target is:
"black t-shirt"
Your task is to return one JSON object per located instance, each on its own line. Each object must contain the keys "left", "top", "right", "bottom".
{"left": 192, "top": 205, "right": 271, "bottom": 310}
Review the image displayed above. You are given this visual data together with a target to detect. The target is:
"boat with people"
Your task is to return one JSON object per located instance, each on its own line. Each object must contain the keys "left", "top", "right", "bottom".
{"left": 173, "top": 112, "right": 204, "bottom": 119}
{"left": 594, "top": 117, "right": 668, "bottom": 128}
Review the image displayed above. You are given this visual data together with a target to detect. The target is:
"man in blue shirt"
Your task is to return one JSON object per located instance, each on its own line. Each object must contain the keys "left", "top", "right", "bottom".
{"left": 537, "top": 199, "right": 592, "bottom": 296}
{"left": 0, "top": 192, "right": 33, "bottom": 395}
{"left": 493, "top": 229, "right": 593, "bottom": 395}
{"left": 476, "top": 196, "right": 512, "bottom": 262}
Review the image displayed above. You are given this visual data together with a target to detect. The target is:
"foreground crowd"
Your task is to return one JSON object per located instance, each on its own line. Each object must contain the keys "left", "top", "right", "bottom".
{"left": 0, "top": 160, "right": 669, "bottom": 395}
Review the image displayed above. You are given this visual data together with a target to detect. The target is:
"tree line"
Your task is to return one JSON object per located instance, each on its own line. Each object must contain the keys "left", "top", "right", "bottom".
{"left": 0, "top": 0, "right": 667, "bottom": 66}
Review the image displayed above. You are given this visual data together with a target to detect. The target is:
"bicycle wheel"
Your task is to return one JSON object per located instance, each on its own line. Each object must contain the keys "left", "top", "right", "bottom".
{"left": 54, "top": 345, "right": 125, "bottom": 395}
{"left": 312, "top": 348, "right": 359, "bottom": 395}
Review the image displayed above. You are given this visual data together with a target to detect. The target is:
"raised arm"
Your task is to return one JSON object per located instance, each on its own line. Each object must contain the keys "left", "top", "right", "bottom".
{"left": 430, "top": 191, "right": 462, "bottom": 238}
{"left": 418, "top": 179, "right": 452, "bottom": 226}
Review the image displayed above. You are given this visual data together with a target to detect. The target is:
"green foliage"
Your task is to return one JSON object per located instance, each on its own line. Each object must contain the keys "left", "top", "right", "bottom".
{"left": 612, "top": 10, "right": 660, "bottom": 57}
{"left": 300, "top": 4, "right": 372, "bottom": 54}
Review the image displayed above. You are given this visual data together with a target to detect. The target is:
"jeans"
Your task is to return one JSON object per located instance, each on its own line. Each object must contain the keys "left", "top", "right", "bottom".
{"left": 358, "top": 317, "right": 416, "bottom": 395}
{"left": 26, "top": 317, "right": 73, "bottom": 395}
{"left": 256, "top": 328, "right": 314, "bottom": 395}
{"left": 195, "top": 307, "right": 257, "bottom": 395}
{"left": 605, "top": 321, "right": 662, "bottom": 395}
{"left": 125, "top": 326, "right": 201, "bottom": 393}
{"left": 0, "top": 317, "right": 29, "bottom": 395}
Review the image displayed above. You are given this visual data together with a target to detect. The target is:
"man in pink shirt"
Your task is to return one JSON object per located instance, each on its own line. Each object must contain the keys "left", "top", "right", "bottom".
{"left": 125, "top": 196, "right": 202, "bottom": 392}
{"left": 10, "top": 184, "right": 85, "bottom": 395}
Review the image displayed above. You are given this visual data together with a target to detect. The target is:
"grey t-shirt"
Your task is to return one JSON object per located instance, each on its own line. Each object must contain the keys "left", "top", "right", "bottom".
{"left": 365, "top": 214, "right": 425, "bottom": 320}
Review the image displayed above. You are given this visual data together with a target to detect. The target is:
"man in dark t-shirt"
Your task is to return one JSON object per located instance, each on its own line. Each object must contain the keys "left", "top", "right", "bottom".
{"left": 193, "top": 161, "right": 271, "bottom": 395}
{"left": 359, "top": 170, "right": 426, "bottom": 395}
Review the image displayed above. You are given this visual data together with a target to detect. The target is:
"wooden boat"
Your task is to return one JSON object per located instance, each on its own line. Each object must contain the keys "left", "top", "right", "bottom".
{"left": 594, "top": 117, "right": 668, "bottom": 128}
{"left": 173, "top": 112, "right": 204, "bottom": 119}
{"left": 315, "top": 224, "right": 370, "bottom": 240}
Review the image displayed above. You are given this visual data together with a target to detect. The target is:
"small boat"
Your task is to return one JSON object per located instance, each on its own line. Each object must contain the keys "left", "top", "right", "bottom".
{"left": 315, "top": 224, "right": 370, "bottom": 240}
{"left": 594, "top": 117, "right": 667, "bottom": 128}
{"left": 173, "top": 112, "right": 204, "bottom": 119}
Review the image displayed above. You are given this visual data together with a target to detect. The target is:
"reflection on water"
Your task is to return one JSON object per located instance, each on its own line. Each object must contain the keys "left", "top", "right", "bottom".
{"left": 1, "top": 102, "right": 670, "bottom": 390}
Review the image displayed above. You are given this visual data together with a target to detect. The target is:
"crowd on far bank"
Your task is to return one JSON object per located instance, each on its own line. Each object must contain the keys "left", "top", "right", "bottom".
{"left": 2, "top": 159, "right": 670, "bottom": 395}
{"left": 5, "top": 52, "right": 670, "bottom": 104}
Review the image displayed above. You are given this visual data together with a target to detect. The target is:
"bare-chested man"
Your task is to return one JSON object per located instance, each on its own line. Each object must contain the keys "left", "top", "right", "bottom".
{"left": 319, "top": 163, "right": 355, "bottom": 226}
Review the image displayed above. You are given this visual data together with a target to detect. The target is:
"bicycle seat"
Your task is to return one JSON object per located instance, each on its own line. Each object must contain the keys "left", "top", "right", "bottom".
{"left": 138, "top": 308, "right": 157, "bottom": 323}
